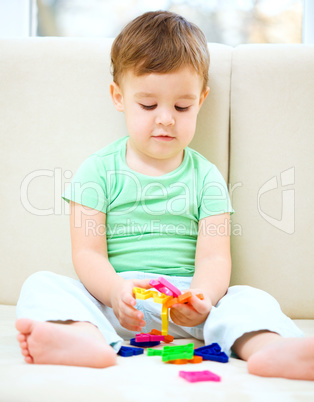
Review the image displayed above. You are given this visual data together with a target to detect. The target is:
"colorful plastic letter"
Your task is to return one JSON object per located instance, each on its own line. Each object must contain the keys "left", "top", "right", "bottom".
{"left": 149, "top": 279, "right": 173, "bottom": 296}
{"left": 179, "top": 370, "right": 221, "bottom": 382}
{"left": 130, "top": 338, "right": 160, "bottom": 348}
{"left": 118, "top": 346, "right": 144, "bottom": 357}
{"left": 149, "top": 277, "right": 182, "bottom": 298}
{"left": 165, "top": 297, "right": 178, "bottom": 308}
{"left": 152, "top": 292, "right": 172, "bottom": 305}
{"left": 165, "top": 292, "right": 204, "bottom": 308}
{"left": 135, "top": 334, "right": 150, "bottom": 342}
{"left": 158, "top": 276, "right": 181, "bottom": 297}
{"left": 194, "top": 343, "right": 229, "bottom": 363}
{"left": 149, "top": 329, "right": 174, "bottom": 343}
{"left": 157, "top": 277, "right": 182, "bottom": 297}
{"left": 161, "top": 343, "right": 194, "bottom": 362}
{"left": 168, "top": 356, "right": 203, "bottom": 364}
{"left": 135, "top": 333, "right": 165, "bottom": 342}
{"left": 133, "top": 287, "right": 157, "bottom": 300}
{"left": 161, "top": 304, "right": 169, "bottom": 335}
{"left": 149, "top": 329, "right": 161, "bottom": 335}
{"left": 150, "top": 335, "right": 165, "bottom": 341}
{"left": 147, "top": 348, "right": 163, "bottom": 356}
{"left": 177, "top": 291, "right": 192, "bottom": 303}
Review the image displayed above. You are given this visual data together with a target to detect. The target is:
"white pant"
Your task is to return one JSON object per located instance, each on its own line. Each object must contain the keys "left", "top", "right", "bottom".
{"left": 16, "top": 271, "right": 303, "bottom": 355}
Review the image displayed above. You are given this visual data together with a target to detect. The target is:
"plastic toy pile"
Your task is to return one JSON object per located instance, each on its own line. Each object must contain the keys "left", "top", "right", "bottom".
{"left": 117, "top": 277, "right": 229, "bottom": 383}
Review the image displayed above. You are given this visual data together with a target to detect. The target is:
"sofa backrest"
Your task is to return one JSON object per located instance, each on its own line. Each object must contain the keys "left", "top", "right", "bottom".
{"left": 0, "top": 39, "right": 232, "bottom": 305}
{"left": 229, "top": 44, "right": 314, "bottom": 319}
{"left": 1, "top": 39, "right": 313, "bottom": 319}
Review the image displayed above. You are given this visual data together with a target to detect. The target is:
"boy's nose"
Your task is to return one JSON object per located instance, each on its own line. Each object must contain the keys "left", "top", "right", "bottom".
{"left": 155, "top": 110, "right": 175, "bottom": 126}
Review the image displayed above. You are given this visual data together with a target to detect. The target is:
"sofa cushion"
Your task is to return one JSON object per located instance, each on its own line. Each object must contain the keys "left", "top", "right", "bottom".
{"left": 0, "top": 39, "right": 232, "bottom": 305}
{"left": 1, "top": 305, "right": 314, "bottom": 401}
{"left": 229, "top": 45, "right": 314, "bottom": 319}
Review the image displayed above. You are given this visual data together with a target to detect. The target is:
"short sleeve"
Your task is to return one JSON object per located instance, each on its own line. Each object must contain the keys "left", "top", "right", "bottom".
{"left": 62, "top": 155, "right": 108, "bottom": 213}
{"left": 199, "top": 165, "right": 234, "bottom": 220}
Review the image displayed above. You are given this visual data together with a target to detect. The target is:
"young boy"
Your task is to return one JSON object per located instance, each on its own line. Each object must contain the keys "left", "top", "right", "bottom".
{"left": 16, "top": 11, "right": 314, "bottom": 380}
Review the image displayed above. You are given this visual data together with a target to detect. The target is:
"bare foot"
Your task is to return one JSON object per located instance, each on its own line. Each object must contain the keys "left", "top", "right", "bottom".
{"left": 247, "top": 337, "right": 314, "bottom": 380}
{"left": 16, "top": 318, "right": 117, "bottom": 368}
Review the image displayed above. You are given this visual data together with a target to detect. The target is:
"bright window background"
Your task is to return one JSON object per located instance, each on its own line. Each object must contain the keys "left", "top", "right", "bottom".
{"left": 35, "top": 0, "right": 303, "bottom": 45}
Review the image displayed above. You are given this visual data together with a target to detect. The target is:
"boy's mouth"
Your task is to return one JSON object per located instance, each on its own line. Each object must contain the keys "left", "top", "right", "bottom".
{"left": 153, "top": 135, "right": 174, "bottom": 141}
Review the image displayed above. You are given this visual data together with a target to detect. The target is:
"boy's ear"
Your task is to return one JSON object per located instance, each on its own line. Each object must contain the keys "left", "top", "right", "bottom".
{"left": 199, "top": 86, "right": 210, "bottom": 108}
{"left": 110, "top": 82, "right": 124, "bottom": 112}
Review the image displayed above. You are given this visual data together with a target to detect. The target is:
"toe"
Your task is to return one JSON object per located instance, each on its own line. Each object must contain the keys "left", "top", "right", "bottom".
{"left": 17, "top": 333, "right": 26, "bottom": 342}
{"left": 16, "top": 318, "right": 37, "bottom": 334}
{"left": 22, "top": 348, "right": 30, "bottom": 357}
{"left": 25, "top": 356, "right": 34, "bottom": 364}
{"left": 20, "top": 341, "right": 28, "bottom": 349}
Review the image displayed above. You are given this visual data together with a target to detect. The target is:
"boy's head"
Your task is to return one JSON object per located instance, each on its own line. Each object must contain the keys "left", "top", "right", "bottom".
{"left": 111, "top": 11, "right": 210, "bottom": 93}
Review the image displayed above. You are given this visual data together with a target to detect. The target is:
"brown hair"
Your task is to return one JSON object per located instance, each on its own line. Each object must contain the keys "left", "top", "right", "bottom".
{"left": 111, "top": 11, "right": 210, "bottom": 92}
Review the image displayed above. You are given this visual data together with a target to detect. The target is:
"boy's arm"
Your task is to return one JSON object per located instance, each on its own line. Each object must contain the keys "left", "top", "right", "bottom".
{"left": 191, "top": 212, "right": 231, "bottom": 305}
{"left": 69, "top": 201, "right": 151, "bottom": 332}
{"left": 170, "top": 213, "right": 231, "bottom": 327}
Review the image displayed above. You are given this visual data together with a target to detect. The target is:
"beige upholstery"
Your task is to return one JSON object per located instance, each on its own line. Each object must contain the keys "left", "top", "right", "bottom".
{"left": 0, "top": 39, "right": 314, "bottom": 400}
{"left": 229, "top": 45, "right": 314, "bottom": 319}
{"left": 0, "top": 39, "right": 232, "bottom": 305}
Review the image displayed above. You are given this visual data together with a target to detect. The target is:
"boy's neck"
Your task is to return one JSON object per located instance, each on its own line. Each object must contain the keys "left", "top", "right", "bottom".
{"left": 125, "top": 140, "right": 184, "bottom": 177}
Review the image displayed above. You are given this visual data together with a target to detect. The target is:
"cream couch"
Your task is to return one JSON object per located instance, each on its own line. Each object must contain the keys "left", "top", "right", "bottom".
{"left": 1, "top": 38, "right": 314, "bottom": 401}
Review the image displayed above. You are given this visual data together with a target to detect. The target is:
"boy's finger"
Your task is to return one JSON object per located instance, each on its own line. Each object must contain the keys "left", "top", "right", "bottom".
{"left": 119, "top": 315, "right": 145, "bottom": 332}
{"left": 171, "top": 303, "right": 195, "bottom": 316}
{"left": 188, "top": 295, "right": 210, "bottom": 314}
{"left": 133, "top": 279, "right": 153, "bottom": 289}
{"left": 121, "top": 299, "right": 142, "bottom": 317}
{"left": 120, "top": 303, "right": 145, "bottom": 325}
{"left": 122, "top": 292, "right": 137, "bottom": 307}
{"left": 171, "top": 297, "right": 207, "bottom": 316}
{"left": 124, "top": 316, "right": 146, "bottom": 329}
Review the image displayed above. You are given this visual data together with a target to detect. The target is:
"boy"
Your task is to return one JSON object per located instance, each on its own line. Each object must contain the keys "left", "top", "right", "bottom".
{"left": 16, "top": 11, "right": 314, "bottom": 380}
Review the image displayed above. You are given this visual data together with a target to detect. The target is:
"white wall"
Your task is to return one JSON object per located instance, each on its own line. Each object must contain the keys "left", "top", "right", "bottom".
{"left": 0, "top": 0, "right": 312, "bottom": 42}
{"left": 303, "top": 0, "right": 314, "bottom": 43}
{"left": 0, "top": 0, "right": 32, "bottom": 37}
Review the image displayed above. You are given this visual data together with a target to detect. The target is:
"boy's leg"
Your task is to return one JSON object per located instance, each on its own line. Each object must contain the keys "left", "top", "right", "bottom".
{"left": 202, "top": 285, "right": 314, "bottom": 380}
{"left": 232, "top": 330, "right": 314, "bottom": 380}
{"left": 16, "top": 271, "right": 123, "bottom": 368}
{"left": 16, "top": 319, "right": 116, "bottom": 368}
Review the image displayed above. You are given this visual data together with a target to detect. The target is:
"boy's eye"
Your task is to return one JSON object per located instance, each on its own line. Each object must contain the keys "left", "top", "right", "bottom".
{"left": 175, "top": 106, "right": 189, "bottom": 112}
{"left": 140, "top": 104, "right": 157, "bottom": 110}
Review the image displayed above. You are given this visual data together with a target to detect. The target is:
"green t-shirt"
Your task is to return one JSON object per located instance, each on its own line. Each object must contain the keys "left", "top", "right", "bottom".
{"left": 63, "top": 136, "right": 234, "bottom": 276}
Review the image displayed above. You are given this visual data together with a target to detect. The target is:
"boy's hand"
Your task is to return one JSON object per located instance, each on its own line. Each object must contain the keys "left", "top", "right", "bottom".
{"left": 110, "top": 278, "right": 152, "bottom": 332}
{"left": 169, "top": 289, "right": 212, "bottom": 327}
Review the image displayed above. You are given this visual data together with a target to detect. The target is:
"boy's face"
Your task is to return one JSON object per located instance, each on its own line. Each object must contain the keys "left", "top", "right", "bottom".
{"left": 110, "top": 67, "right": 209, "bottom": 169}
